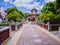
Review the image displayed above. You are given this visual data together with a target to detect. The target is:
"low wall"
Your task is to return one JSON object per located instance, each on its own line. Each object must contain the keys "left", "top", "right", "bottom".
{"left": 38, "top": 23, "right": 48, "bottom": 30}
{"left": 0, "top": 27, "right": 10, "bottom": 45}
{"left": 43, "top": 24, "right": 48, "bottom": 30}
{"left": 38, "top": 24, "right": 42, "bottom": 27}
{"left": 18, "top": 23, "right": 22, "bottom": 29}
{"left": 11, "top": 25, "right": 15, "bottom": 31}
{"left": 38, "top": 23, "right": 60, "bottom": 31}
{"left": 50, "top": 24, "right": 60, "bottom": 31}
{"left": 11, "top": 23, "right": 22, "bottom": 31}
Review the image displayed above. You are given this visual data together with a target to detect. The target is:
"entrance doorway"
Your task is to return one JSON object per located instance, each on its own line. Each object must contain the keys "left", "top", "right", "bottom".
{"left": 32, "top": 18, "right": 35, "bottom": 21}
{"left": 28, "top": 17, "right": 36, "bottom": 22}
{"left": 28, "top": 18, "right": 31, "bottom": 21}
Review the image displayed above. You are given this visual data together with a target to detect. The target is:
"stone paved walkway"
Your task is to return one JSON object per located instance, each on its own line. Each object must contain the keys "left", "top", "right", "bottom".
{"left": 17, "top": 23, "right": 60, "bottom": 45}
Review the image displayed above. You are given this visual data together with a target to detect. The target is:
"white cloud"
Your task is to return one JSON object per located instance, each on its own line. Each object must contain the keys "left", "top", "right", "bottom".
{"left": 14, "top": 0, "right": 34, "bottom": 3}
{"left": 4, "top": 0, "right": 45, "bottom": 12}
{"left": 4, "top": 0, "right": 13, "bottom": 3}
{"left": 40, "top": 5, "right": 44, "bottom": 10}
{"left": 13, "top": 0, "right": 44, "bottom": 13}
{"left": 3, "top": 0, "right": 56, "bottom": 13}
{"left": 45, "top": 0, "right": 55, "bottom": 2}
{"left": 4, "top": 0, "right": 10, "bottom": 2}
{"left": 13, "top": 0, "right": 41, "bottom": 10}
{"left": 20, "top": 0, "right": 34, "bottom": 3}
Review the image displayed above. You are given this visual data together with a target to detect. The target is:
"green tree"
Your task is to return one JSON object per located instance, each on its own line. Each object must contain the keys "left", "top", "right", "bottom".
{"left": 56, "top": 0, "right": 60, "bottom": 13}
{"left": 53, "top": 1, "right": 57, "bottom": 11}
{"left": 24, "top": 12, "right": 29, "bottom": 17}
{"left": 39, "top": 11, "right": 55, "bottom": 21}
{"left": 55, "top": 13, "right": 60, "bottom": 21}
{"left": 7, "top": 7, "right": 17, "bottom": 15}
{"left": 42, "top": 2, "right": 56, "bottom": 14}
{"left": 7, "top": 6, "right": 24, "bottom": 21}
{"left": 7, "top": 11, "right": 22, "bottom": 21}
{"left": 56, "top": 0, "right": 60, "bottom": 9}
{"left": 16, "top": 10, "right": 24, "bottom": 17}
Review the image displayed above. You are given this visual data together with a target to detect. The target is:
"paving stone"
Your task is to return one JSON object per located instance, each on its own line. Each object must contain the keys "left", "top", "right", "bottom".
{"left": 17, "top": 24, "right": 60, "bottom": 45}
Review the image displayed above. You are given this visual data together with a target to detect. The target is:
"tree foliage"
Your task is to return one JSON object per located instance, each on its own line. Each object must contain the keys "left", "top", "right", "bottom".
{"left": 55, "top": 13, "right": 60, "bottom": 21}
{"left": 7, "top": 7, "right": 17, "bottom": 15}
{"left": 24, "top": 12, "right": 29, "bottom": 17}
{"left": 39, "top": 0, "right": 60, "bottom": 23}
{"left": 7, "top": 11, "right": 22, "bottom": 21}
{"left": 39, "top": 11, "right": 55, "bottom": 21}
{"left": 56, "top": 0, "right": 60, "bottom": 9}
{"left": 7, "top": 7, "right": 24, "bottom": 21}
{"left": 42, "top": 2, "right": 56, "bottom": 14}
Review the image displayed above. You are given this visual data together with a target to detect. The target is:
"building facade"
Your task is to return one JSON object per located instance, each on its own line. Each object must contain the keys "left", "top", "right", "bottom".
{"left": 0, "top": 6, "right": 6, "bottom": 22}
{"left": 25, "top": 8, "right": 39, "bottom": 22}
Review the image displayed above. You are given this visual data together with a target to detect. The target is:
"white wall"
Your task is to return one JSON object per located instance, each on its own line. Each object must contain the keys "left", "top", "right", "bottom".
{"left": 0, "top": 7, "right": 6, "bottom": 20}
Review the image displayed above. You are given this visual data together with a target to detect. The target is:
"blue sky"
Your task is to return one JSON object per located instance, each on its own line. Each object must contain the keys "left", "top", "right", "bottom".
{"left": 0, "top": 0, "right": 55, "bottom": 13}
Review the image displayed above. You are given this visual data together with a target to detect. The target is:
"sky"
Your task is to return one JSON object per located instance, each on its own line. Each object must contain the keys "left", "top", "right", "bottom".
{"left": 0, "top": 0, "right": 55, "bottom": 13}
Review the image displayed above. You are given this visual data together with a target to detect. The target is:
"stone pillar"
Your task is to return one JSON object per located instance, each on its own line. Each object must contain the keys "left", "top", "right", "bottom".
{"left": 47, "top": 21, "right": 51, "bottom": 31}
{"left": 9, "top": 23, "right": 11, "bottom": 37}
{"left": 15, "top": 25, "right": 17, "bottom": 31}
{"left": 42, "top": 20, "right": 44, "bottom": 27}
{"left": 15, "top": 22, "right": 18, "bottom": 31}
{"left": 58, "top": 27, "right": 60, "bottom": 36}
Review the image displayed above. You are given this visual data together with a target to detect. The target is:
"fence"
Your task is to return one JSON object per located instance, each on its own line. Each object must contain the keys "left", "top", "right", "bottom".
{"left": 11, "top": 23, "right": 22, "bottom": 31}
{"left": 38, "top": 23, "right": 48, "bottom": 30}
{"left": 38, "top": 22, "right": 60, "bottom": 31}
